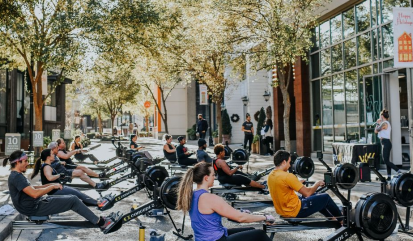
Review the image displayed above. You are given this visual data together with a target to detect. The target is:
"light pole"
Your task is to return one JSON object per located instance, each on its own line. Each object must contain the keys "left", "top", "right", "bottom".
{"left": 208, "top": 96, "right": 214, "bottom": 146}
{"left": 263, "top": 90, "right": 271, "bottom": 102}
{"left": 241, "top": 96, "right": 249, "bottom": 120}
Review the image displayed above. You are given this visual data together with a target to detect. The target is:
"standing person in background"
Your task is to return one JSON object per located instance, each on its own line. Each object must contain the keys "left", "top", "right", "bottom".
{"left": 263, "top": 119, "right": 274, "bottom": 156}
{"left": 197, "top": 114, "right": 209, "bottom": 139}
{"left": 241, "top": 114, "right": 254, "bottom": 153}
{"left": 375, "top": 109, "right": 401, "bottom": 181}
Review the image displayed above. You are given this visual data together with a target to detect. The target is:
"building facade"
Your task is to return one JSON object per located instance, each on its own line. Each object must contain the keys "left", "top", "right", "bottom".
{"left": 307, "top": 0, "right": 412, "bottom": 166}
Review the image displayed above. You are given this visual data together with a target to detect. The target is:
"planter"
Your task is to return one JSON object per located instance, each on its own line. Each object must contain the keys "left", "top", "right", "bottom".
{"left": 188, "top": 135, "right": 197, "bottom": 140}
{"left": 251, "top": 142, "right": 259, "bottom": 153}
{"left": 222, "top": 134, "right": 231, "bottom": 145}
{"left": 213, "top": 137, "right": 219, "bottom": 145}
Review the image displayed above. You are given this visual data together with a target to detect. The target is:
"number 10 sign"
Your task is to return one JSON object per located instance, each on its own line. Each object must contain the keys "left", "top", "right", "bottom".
{"left": 33, "top": 131, "right": 44, "bottom": 147}
{"left": 5, "top": 133, "right": 21, "bottom": 155}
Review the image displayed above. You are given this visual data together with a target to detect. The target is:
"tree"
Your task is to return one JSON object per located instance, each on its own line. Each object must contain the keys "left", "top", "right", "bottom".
{"left": 0, "top": 0, "right": 99, "bottom": 130}
{"left": 218, "top": 0, "right": 325, "bottom": 151}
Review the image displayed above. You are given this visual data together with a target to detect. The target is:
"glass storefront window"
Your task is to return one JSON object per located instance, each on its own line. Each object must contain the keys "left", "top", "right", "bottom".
{"left": 356, "top": 1, "right": 370, "bottom": 33}
{"left": 0, "top": 70, "right": 6, "bottom": 124}
{"left": 347, "top": 127, "right": 359, "bottom": 142}
{"left": 382, "top": 0, "right": 410, "bottom": 23}
{"left": 312, "top": 80, "right": 321, "bottom": 126}
{"left": 344, "top": 38, "right": 357, "bottom": 69}
{"left": 343, "top": 7, "right": 355, "bottom": 38}
{"left": 382, "top": 24, "right": 393, "bottom": 58}
{"left": 358, "top": 66, "right": 372, "bottom": 124}
{"left": 333, "top": 74, "right": 345, "bottom": 125}
{"left": 331, "top": 14, "right": 342, "bottom": 43}
{"left": 345, "top": 70, "right": 358, "bottom": 124}
{"left": 311, "top": 53, "right": 320, "bottom": 79}
{"left": 372, "top": 29, "right": 379, "bottom": 61}
{"left": 322, "top": 77, "right": 333, "bottom": 126}
{"left": 321, "top": 48, "right": 331, "bottom": 76}
{"left": 323, "top": 128, "right": 333, "bottom": 152}
{"left": 332, "top": 43, "right": 343, "bottom": 72}
{"left": 358, "top": 32, "right": 371, "bottom": 65}
{"left": 320, "top": 21, "right": 330, "bottom": 48}
{"left": 334, "top": 128, "right": 346, "bottom": 142}
{"left": 371, "top": 0, "right": 378, "bottom": 27}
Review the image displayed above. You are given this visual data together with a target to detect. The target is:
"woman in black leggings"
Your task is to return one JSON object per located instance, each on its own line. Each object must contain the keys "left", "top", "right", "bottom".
{"left": 177, "top": 162, "right": 273, "bottom": 241}
{"left": 375, "top": 109, "right": 401, "bottom": 180}
{"left": 214, "top": 144, "right": 266, "bottom": 189}
{"left": 31, "top": 149, "right": 104, "bottom": 207}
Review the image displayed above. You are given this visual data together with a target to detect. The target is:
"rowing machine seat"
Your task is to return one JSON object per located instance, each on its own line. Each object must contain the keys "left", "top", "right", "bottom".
{"left": 27, "top": 215, "right": 50, "bottom": 224}
{"left": 220, "top": 183, "right": 238, "bottom": 189}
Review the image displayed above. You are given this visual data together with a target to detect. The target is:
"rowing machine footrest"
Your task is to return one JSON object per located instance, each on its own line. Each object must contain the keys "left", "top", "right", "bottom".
{"left": 280, "top": 216, "right": 302, "bottom": 224}
{"left": 28, "top": 216, "right": 50, "bottom": 222}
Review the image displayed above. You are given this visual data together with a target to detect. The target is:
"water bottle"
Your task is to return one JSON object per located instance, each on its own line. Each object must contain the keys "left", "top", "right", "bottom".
{"left": 139, "top": 223, "right": 146, "bottom": 241}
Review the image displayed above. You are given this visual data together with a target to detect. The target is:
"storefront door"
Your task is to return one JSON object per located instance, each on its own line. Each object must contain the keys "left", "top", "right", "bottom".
{"left": 362, "top": 74, "right": 384, "bottom": 145}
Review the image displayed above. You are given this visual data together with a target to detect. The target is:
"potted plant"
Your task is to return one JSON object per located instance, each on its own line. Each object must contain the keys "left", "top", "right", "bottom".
{"left": 252, "top": 134, "right": 260, "bottom": 153}
{"left": 221, "top": 109, "right": 232, "bottom": 144}
{"left": 187, "top": 124, "right": 197, "bottom": 140}
{"left": 212, "top": 131, "right": 218, "bottom": 144}
{"left": 251, "top": 107, "right": 266, "bottom": 154}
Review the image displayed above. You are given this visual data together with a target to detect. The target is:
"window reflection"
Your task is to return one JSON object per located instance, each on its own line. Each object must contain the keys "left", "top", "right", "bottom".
{"left": 382, "top": 24, "right": 393, "bottom": 58}
{"left": 333, "top": 74, "right": 345, "bottom": 125}
{"left": 371, "top": 0, "right": 378, "bottom": 26}
{"left": 382, "top": 0, "right": 410, "bottom": 23}
{"left": 311, "top": 53, "right": 320, "bottom": 79}
{"left": 344, "top": 38, "right": 357, "bottom": 69}
{"left": 332, "top": 44, "right": 343, "bottom": 72}
{"left": 357, "top": 1, "right": 370, "bottom": 33}
{"left": 321, "top": 48, "right": 331, "bottom": 76}
{"left": 331, "top": 14, "right": 342, "bottom": 43}
{"left": 358, "top": 66, "right": 372, "bottom": 124}
{"left": 320, "top": 21, "right": 330, "bottom": 47}
{"left": 334, "top": 128, "right": 346, "bottom": 142}
{"left": 358, "top": 32, "right": 371, "bottom": 65}
{"left": 343, "top": 8, "right": 355, "bottom": 38}
{"left": 0, "top": 70, "right": 6, "bottom": 124}
{"left": 322, "top": 77, "right": 333, "bottom": 126}
{"left": 345, "top": 70, "right": 358, "bottom": 124}
{"left": 323, "top": 128, "right": 333, "bottom": 152}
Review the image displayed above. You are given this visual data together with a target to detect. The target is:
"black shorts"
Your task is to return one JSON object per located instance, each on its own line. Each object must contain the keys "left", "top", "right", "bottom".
{"left": 218, "top": 171, "right": 251, "bottom": 186}
{"left": 64, "top": 169, "right": 74, "bottom": 177}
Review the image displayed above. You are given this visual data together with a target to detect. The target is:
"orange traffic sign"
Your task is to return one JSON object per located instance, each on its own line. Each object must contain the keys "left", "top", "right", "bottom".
{"left": 144, "top": 101, "right": 151, "bottom": 108}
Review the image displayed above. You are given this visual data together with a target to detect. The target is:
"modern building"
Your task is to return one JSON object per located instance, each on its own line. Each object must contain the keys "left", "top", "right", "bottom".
{"left": 0, "top": 68, "right": 71, "bottom": 152}
{"left": 292, "top": 0, "right": 413, "bottom": 167}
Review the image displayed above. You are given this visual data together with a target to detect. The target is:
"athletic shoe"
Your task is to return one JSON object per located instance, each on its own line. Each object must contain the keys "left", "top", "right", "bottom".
{"left": 95, "top": 181, "right": 109, "bottom": 190}
{"left": 99, "top": 171, "right": 106, "bottom": 178}
{"left": 397, "top": 170, "right": 403, "bottom": 175}
{"left": 387, "top": 177, "right": 391, "bottom": 181}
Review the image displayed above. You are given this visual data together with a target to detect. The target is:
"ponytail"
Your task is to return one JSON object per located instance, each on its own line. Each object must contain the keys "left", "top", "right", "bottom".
{"left": 2, "top": 157, "right": 10, "bottom": 167}
{"left": 30, "top": 157, "right": 42, "bottom": 179}
{"left": 177, "top": 162, "right": 213, "bottom": 213}
{"left": 177, "top": 168, "right": 194, "bottom": 213}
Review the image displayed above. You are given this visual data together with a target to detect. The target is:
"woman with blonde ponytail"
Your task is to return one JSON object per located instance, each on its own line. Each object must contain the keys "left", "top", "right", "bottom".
{"left": 177, "top": 162, "right": 274, "bottom": 241}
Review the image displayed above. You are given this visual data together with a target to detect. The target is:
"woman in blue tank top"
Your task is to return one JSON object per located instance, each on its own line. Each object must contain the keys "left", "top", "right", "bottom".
{"left": 177, "top": 162, "right": 274, "bottom": 241}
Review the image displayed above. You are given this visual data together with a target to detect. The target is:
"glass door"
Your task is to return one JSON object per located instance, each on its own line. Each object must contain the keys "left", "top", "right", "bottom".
{"left": 363, "top": 74, "right": 383, "bottom": 144}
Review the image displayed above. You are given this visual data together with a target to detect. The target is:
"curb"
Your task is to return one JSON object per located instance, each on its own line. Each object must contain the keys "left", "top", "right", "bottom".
{"left": 0, "top": 212, "right": 24, "bottom": 241}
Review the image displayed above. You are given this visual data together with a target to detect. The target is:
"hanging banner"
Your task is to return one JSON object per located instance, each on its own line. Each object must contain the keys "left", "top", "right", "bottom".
{"left": 394, "top": 7, "right": 413, "bottom": 68}
{"left": 199, "top": 84, "right": 208, "bottom": 105}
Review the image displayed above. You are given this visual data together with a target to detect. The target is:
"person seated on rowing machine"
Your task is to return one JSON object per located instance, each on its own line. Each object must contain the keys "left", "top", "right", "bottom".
{"left": 177, "top": 162, "right": 274, "bottom": 241}
{"left": 176, "top": 136, "right": 198, "bottom": 166}
{"left": 163, "top": 134, "right": 177, "bottom": 163}
{"left": 214, "top": 144, "right": 266, "bottom": 190}
{"left": 49, "top": 142, "right": 108, "bottom": 190}
{"left": 31, "top": 148, "right": 109, "bottom": 208}
{"left": 197, "top": 139, "right": 213, "bottom": 163}
{"left": 268, "top": 150, "right": 343, "bottom": 224}
{"left": 3, "top": 150, "right": 118, "bottom": 233}
{"left": 130, "top": 134, "right": 145, "bottom": 151}
{"left": 70, "top": 135, "right": 100, "bottom": 164}
{"left": 55, "top": 139, "right": 107, "bottom": 179}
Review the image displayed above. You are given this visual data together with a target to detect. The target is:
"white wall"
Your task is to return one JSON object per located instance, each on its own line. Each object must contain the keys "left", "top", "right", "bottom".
{"left": 224, "top": 61, "right": 274, "bottom": 143}
{"left": 162, "top": 82, "right": 189, "bottom": 136}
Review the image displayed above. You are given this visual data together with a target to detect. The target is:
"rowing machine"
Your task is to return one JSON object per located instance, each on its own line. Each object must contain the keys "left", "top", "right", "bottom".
{"left": 210, "top": 183, "right": 268, "bottom": 200}
{"left": 104, "top": 176, "right": 193, "bottom": 240}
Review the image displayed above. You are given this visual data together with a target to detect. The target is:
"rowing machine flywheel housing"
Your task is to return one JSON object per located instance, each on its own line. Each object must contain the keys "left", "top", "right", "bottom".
{"left": 160, "top": 176, "right": 181, "bottom": 210}
{"left": 386, "top": 173, "right": 413, "bottom": 207}
{"left": 224, "top": 146, "right": 232, "bottom": 160}
{"left": 231, "top": 149, "right": 248, "bottom": 165}
{"left": 125, "top": 149, "right": 136, "bottom": 162}
{"left": 352, "top": 192, "right": 397, "bottom": 240}
{"left": 333, "top": 163, "right": 359, "bottom": 190}
{"left": 290, "top": 156, "right": 315, "bottom": 179}
{"left": 134, "top": 158, "right": 154, "bottom": 172}
{"left": 144, "top": 166, "right": 169, "bottom": 192}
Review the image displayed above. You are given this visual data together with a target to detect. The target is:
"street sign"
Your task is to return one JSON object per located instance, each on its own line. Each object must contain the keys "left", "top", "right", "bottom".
{"left": 5, "top": 133, "right": 21, "bottom": 155}
{"left": 52, "top": 129, "right": 61, "bottom": 141}
{"left": 64, "top": 129, "right": 71, "bottom": 139}
{"left": 33, "top": 131, "right": 44, "bottom": 147}
{"left": 144, "top": 101, "right": 151, "bottom": 108}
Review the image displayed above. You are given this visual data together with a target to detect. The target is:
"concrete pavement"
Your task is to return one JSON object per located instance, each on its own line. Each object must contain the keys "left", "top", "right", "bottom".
{"left": 0, "top": 138, "right": 412, "bottom": 240}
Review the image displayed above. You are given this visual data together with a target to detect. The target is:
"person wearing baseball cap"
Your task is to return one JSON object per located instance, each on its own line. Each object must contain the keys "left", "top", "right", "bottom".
{"left": 176, "top": 136, "right": 197, "bottom": 166}
{"left": 197, "top": 139, "right": 212, "bottom": 163}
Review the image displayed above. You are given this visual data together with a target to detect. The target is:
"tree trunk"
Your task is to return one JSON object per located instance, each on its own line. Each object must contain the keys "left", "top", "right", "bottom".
{"left": 97, "top": 113, "right": 103, "bottom": 133}
{"left": 33, "top": 93, "right": 43, "bottom": 131}
{"left": 111, "top": 116, "right": 115, "bottom": 135}
{"left": 280, "top": 85, "right": 291, "bottom": 152}
{"left": 161, "top": 95, "right": 169, "bottom": 134}
{"left": 216, "top": 101, "right": 222, "bottom": 143}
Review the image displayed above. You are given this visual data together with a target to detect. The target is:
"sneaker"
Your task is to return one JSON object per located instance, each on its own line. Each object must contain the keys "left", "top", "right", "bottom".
{"left": 100, "top": 212, "right": 123, "bottom": 234}
{"left": 95, "top": 181, "right": 109, "bottom": 190}
{"left": 387, "top": 177, "right": 392, "bottom": 181}
{"left": 99, "top": 171, "right": 106, "bottom": 178}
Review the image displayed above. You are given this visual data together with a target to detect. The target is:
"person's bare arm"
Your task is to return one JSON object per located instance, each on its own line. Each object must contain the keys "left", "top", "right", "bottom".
{"left": 203, "top": 193, "right": 266, "bottom": 223}
{"left": 57, "top": 150, "right": 76, "bottom": 159}
{"left": 22, "top": 184, "right": 62, "bottom": 199}
{"left": 70, "top": 143, "right": 75, "bottom": 151}
{"left": 298, "top": 180, "right": 324, "bottom": 198}
{"left": 216, "top": 159, "right": 239, "bottom": 176}
{"left": 43, "top": 166, "right": 61, "bottom": 182}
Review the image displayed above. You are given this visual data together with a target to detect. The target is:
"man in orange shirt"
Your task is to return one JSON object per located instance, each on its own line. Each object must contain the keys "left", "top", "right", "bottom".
{"left": 268, "top": 150, "right": 342, "bottom": 222}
